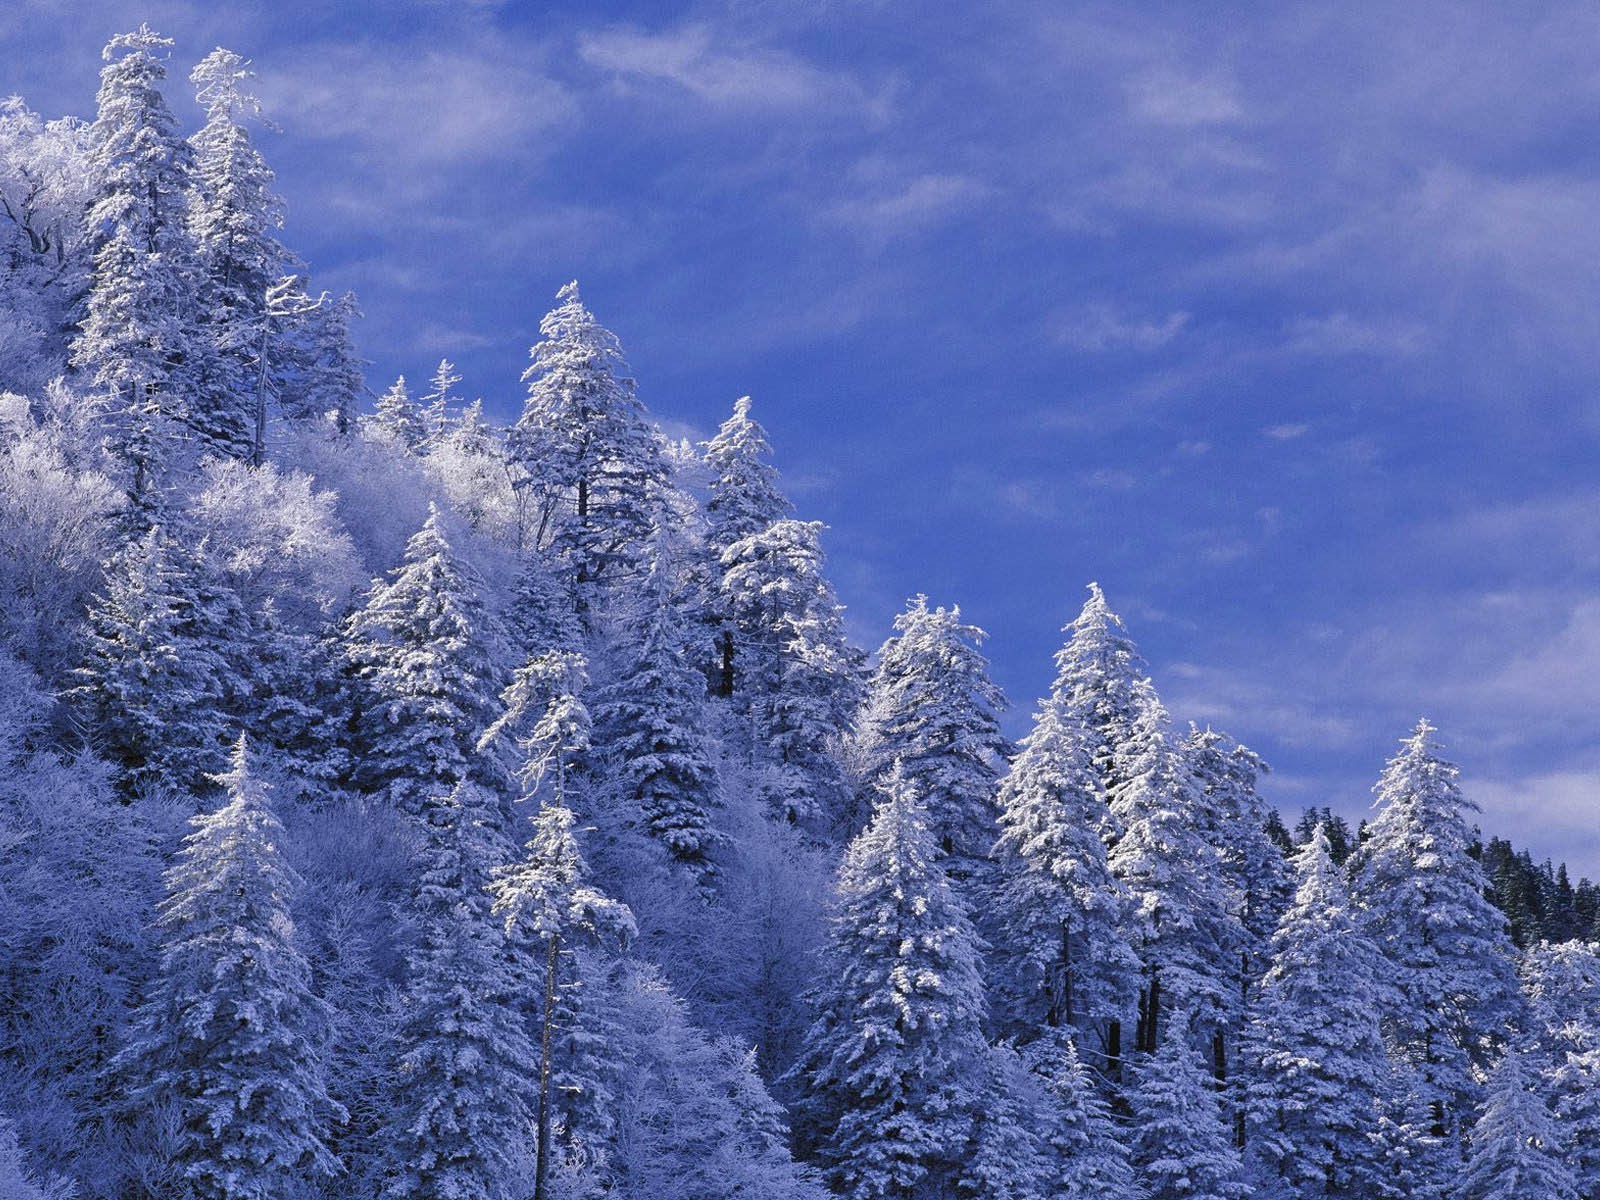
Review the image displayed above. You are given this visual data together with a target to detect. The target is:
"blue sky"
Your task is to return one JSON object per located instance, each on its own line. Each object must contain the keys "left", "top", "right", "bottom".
{"left": 10, "top": 0, "right": 1600, "bottom": 873}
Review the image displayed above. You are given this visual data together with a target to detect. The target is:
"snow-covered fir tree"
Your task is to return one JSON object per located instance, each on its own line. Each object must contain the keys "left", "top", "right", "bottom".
{"left": 720, "top": 517, "right": 861, "bottom": 827}
{"left": 342, "top": 503, "right": 506, "bottom": 810}
{"left": 957, "top": 1042, "right": 1056, "bottom": 1200}
{"left": 1457, "top": 1048, "right": 1578, "bottom": 1200}
{"left": 509, "top": 281, "right": 664, "bottom": 601}
{"left": 1520, "top": 941, "right": 1600, "bottom": 1197}
{"left": 371, "top": 374, "right": 425, "bottom": 452}
{"left": 113, "top": 738, "right": 341, "bottom": 1200}
{"left": 853, "top": 596, "right": 1008, "bottom": 873}
{"left": 72, "top": 25, "right": 212, "bottom": 500}
{"left": 418, "top": 357, "right": 462, "bottom": 448}
{"left": 1031, "top": 1033, "right": 1141, "bottom": 1200}
{"left": 1351, "top": 720, "right": 1522, "bottom": 1141}
{"left": 791, "top": 769, "right": 988, "bottom": 1200}
{"left": 72, "top": 525, "right": 243, "bottom": 794}
{"left": 187, "top": 47, "right": 289, "bottom": 466}
{"left": 991, "top": 686, "right": 1139, "bottom": 1047}
{"left": 1108, "top": 679, "right": 1240, "bottom": 1058}
{"left": 1245, "top": 825, "right": 1388, "bottom": 1198}
{"left": 382, "top": 780, "right": 535, "bottom": 1200}
{"left": 1130, "top": 1014, "right": 1250, "bottom": 1200}
{"left": 284, "top": 289, "right": 364, "bottom": 433}
{"left": 1051, "top": 582, "right": 1149, "bottom": 813}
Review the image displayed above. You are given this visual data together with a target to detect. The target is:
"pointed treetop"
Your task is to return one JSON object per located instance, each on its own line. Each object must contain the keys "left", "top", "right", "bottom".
{"left": 190, "top": 47, "right": 266, "bottom": 125}
{"left": 558, "top": 278, "right": 581, "bottom": 304}
{"left": 733, "top": 394, "right": 752, "bottom": 419}
{"left": 105, "top": 24, "right": 172, "bottom": 60}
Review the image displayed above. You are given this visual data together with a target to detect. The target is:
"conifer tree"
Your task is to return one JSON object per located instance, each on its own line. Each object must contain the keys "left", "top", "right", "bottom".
{"left": 1351, "top": 720, "right": 1521, "bottom": 1139}
{"left": 1520, "top": 941, "right": 1600, "bottom": 1198}
{"left": 73, "top": 526, "right": 242, "bottom": 794}
{"left": 1051, "top": 582, "right": 1149, "bottom": 812}
{"left": 371, "top": 375, "right": 425, "bottom": 451}
{"left": 343, "top": 503, "right": 505, "bottom": 811}
{"left": 509, "top": 281, "right": 664, "bottom": 601}
{"left": 1246, "top": 826, "right": 1388, "bottom": 1197}
{"left": 187, "top": 47, "right": 289, "bottom": 464}
{"left": 1129, "top": 1016, "right": 1249, "bottom": 1200}
{"left": 418, "top": 357, "right": 462, "bottom": 448}
{"left": 791, "top": 770, "right": 988, "bottom": 1200}
{"left": 992, "top": 690, "right": 1139, "bottom": 1043}
{"left": 1109, "top": 681, "right": 1239, "bottom": 1058}
{"left": 1047, "top": 1036, "right": 1142, "bottom": 1200}
{"left": 1457, "top": 1049, "right": 1578, "bottom": 1200}
{"left": 115, "top": 738, "right": 341, "bottom": 1200}
{"left": 491, "top": 799, "right": 634, "bottom": 1200}
{"left": 720, "top": 517, "right": 861, "bottom": 827}
{"left": 72, "top": 26, "right": 210, "bottom": 500}
{"left": 854, "top": 596, "right": 1008, "bottom": 871}
{"left": 701, "top": 394, "right": 793, "bottom": 696}
{"left": 382, "top": 780, "right": 535, "bottom": 1200}
{"left": 592, "top": 573, "right": 720, "bottom": 881}
{"left": 958, "top": 1042, "right": 1055, "bottom": 1200}
{"left": 285, "top": 289, "right": 364, "bottom": 434}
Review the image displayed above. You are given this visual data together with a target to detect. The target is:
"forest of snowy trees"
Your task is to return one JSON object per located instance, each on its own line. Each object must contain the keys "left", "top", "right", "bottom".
{"left": 1, "top": 26, "right": 1598, "bottom": 1200}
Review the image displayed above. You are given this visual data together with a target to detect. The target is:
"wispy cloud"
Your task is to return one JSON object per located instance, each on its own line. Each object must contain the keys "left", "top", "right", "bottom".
{"left": 1052, "top": 303, "right": 1190, "bottom": 352}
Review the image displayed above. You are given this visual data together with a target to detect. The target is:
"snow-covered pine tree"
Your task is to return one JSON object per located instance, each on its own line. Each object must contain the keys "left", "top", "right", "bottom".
{"left": 1129, "top": 1013, "right": 1250, "bottom": 1200}
{"left": 114, "top": 737, "right": 341, "bottom": 1200}
{"left": 371, "top": 375, "right": 425, "bottom": 452}
{"left": 284, "top": 289, "right": 364, "bottom": 434}
{"left": 381, "top": 780, "right": 535, "bottom": 1200}
{"left": 1520, "top": 941, "right": 1600, "bottom": 1197}
{"left": 72, "top": 26, "right": 212, "bottom": 501}
{"left": 1245, "top": 825, "right": 1388, "bottom": 1197}
{"left": 591, "top": 565, "right": 721, "bottom": 882}
{"left": 958, "top": 1042, "right": 1056, "bottom": 1200}
{"left": 1051, "top": 582, "right": 1149, "bottom": 816}
{"left": 342, "top": 503, "right": 506, "bottom": 811}
{"left": 719, "top": 517, "right": 861, "bottom": 828}
{"left": 1351, "top": 720, "right": 1522, "bottom": 1142}
{"left": 1109, "top": 680, "right": 1240, "bottom": 1060}
{"left": 991, "top": 687, "right": 1139, "bottom": 1049}
{"left": 853, "top": 596, "right": 1008, "bottom": 874}
{"left": 187, "top": 48, "right": 290, "bottom": 466}
{"left": 509, "top": 281, "right": 664, "bottom": 603}
{"left": 490, "top": 799, "right": 634, "bottom": 1200}
{"left": 72, "top": 526, "right": 242, "bottom": 794}
{"left": 790, "top": 768, "right": 988, "bottom": 1200}
{"left": 1457, "top": 1049, "right": 1578, "bottom": 1200}
{"left": 701, "top": 394, "right": 793, "bottom": 695}
{"left": 418, "top": 357, "right": 461, "bottom": 449}
{"left": 1031, "top": 1033, "right": 1141, "bottom": 1200}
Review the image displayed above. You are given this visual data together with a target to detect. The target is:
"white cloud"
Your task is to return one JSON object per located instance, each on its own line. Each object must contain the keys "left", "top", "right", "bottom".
{"left": 1053, "top": 303, "right": 1189, "bottom": 352}
{"left": 1282, "top": 312, "right": 1429, "bottom": 357}
{"left": 825, "top": 172, "right": 993, "bottom": 241}
{"left": 1127, "top": 69, "right": 1244, "bottom": 128}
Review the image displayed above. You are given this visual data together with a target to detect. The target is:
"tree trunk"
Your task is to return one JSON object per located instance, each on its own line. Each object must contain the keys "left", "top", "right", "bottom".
{"left": 533, "top": 934, "right": 559, "bottom": 1200}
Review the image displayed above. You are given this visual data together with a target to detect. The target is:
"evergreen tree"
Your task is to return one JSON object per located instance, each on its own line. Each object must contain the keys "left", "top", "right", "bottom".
{"left": 285, "top": 289, "right": 364, "bottom": 434}
{"left": 371, "top": 375, "right": 425, "bottom": 451}
{"left": 1246, "top": 826, "right": 1388, "bottom": 1197}
{"left": 701, "top": 394, "right": 793, "bottom": 697}
{"left": 991, "top": 689, "right": 1139, "bottom": 1045}
{"left": 115, "top": 738, "right": 341, "bottom": 1200}
{"left": 382, "top": 780, "right": 535, "bottom": 1200}
{"left": 343, "top": 503, "right": 505, "bottom": 811}
{"left": 854, "top": 596, "right": 1008, "bottom": 872}
{"left": 490, "top": 799, "right": 634, "bottom": 1200}
{"left": 1130, "top": 1016, "right": 1249, "bottom": 1200}
{"left": 592, "top": 572, "right": 721, "bottom": 882}
{"left": 1520, "top": 941, "right": 1600, "bottom": 1198}
{"left": 1351, "top": 720, "right": 1521, "bottom": 1140}
{"left": 791, "top": 769, "right": 988, "bottom": 1200}
{"left": 418, "top": 357, "right": 462, "bottom": 448}
{"left": 187, "top": 47, "right": 289, "bottom": 465}
{"left": 72, "top": 25, "right": 210, "bottom": 501}
{"left": 72, "top": 526, "right": 242, "bottom": 794}
{"left": 1030, "top": 1033, "right": 1141, "bottom": 1200}
{"left": 1457, "top": 1049, "right": 1578, "bottom": 1200}
{"left": 958, "top": 1042, "right": 1056, "bottom": 1200}
{"left": 720, "top": 518, "right": 861, "bottom": 827}
{"left": 1051, "top": 582, "right": 1149, "bottom": 815}
{"left": 509, "top": 281, "right": 664, "bottom": 600}
{"left": 1109, "top": 681, "right": 1239, "bottom": 1058}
